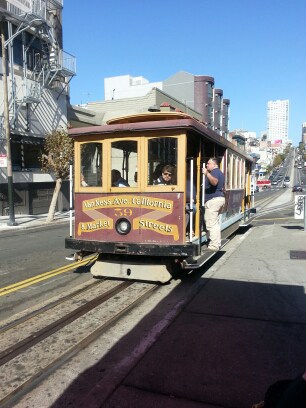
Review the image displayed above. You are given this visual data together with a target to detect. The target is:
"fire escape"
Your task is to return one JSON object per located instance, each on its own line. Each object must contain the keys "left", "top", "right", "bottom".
{"left": 1, "top": 0, "right": 76, "bottom": 133}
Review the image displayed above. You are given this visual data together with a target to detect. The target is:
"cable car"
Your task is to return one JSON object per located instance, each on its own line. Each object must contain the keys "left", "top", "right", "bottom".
{"left": 65, "top": 112, "right": 255, "bottom": 282}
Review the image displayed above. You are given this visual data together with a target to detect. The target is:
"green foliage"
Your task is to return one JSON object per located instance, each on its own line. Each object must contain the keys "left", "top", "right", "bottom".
{"left": 41, "top": 128, "right": 74, "bottom": 179}
{"left": 273, "top": 153, "right": 285, "bottom": 168}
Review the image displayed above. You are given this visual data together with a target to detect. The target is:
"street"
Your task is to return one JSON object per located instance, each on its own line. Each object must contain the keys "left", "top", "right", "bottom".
{"left": 0, "top": 223, "right": 92, "bottom": 320}
{"left": 1, "top": 187, "right": 306, "bottom": 408}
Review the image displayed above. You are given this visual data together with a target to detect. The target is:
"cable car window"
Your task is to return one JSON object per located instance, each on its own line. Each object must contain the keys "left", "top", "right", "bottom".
{"left": 237, "top": 158, "right": 241, "bottom": 188}
{"left": 232, "top": 155, "right": 237, "bottom": 188}
{"left": 111, "top": 140, "right": 138, "bottom": 187}
{"left": 147, "top": 137, "right": 177, "bottom": 185}
{"left": 238, "top": 158, "right": 245, "bottom": 188}
{"left": 227, "top": 152, "right": 232, "bottom": 189}
{"left": 80, "top": 143, "right": 102, "bottom": 187}
{"left": 242, "top": 160, "right": 245, "bottom": 188}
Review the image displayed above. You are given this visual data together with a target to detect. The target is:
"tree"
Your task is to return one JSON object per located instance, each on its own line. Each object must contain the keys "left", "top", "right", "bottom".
{"left": 273, "top": 153, "right": 285, "bottom": 168}
{"left": 266, "top": 164, "right": 272, "bottom": 174}
{"left": 41, "top": 128, "right": 74, "bottom": 222}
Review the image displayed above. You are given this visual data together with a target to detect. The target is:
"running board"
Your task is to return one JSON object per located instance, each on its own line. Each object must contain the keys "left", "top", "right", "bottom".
{"left": 182, "top": 239, "right": 230, "bottom": 270}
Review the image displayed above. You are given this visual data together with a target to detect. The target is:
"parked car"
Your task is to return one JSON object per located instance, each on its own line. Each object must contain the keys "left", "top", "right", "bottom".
{"left": 292, "top": 185, "right": 303, "bottom": 192}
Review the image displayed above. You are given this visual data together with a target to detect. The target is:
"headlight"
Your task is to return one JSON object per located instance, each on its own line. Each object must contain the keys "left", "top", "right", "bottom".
{"left": 115, "top": 218, "right": 131, "bottom": 235}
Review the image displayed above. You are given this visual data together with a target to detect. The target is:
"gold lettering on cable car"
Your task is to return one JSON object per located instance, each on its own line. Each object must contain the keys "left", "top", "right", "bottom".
{"left": 82, "top": 196, "right": 173, "bottom": 212}
{"left": 77, "top": 219, "right": 113, "bottom": 235}
{"left": 133, "top": 218, "right": 179, "bottom": 241}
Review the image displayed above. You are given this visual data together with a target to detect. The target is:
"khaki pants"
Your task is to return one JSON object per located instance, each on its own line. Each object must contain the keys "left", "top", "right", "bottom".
{"left": 204, "top": 197, "right": 225, "bottom": 249}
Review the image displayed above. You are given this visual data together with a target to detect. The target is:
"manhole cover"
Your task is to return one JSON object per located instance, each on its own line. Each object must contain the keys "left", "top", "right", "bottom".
{"left": 290, "top": 251, "right": 306, "bottom": 260}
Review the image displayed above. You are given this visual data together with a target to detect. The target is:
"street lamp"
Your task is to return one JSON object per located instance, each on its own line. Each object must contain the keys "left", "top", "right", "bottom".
{"left": 1, "top": 21, "right": 17, "bottom": 226}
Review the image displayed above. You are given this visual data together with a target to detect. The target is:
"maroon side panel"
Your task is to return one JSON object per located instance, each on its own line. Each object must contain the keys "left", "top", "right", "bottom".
{"left": 74, "top": 192, "right": 185, "bottom": 244}
{"left": 225, "top": 189, "right": 244, "bottom": 212}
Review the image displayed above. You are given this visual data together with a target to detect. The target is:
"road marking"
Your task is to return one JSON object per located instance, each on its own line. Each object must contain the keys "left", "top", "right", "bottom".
{"left": 0, "top": 256, "right": 96, "bottom": 297}
{"left": 254, "top": 217, "right": 293, "bottom": 221}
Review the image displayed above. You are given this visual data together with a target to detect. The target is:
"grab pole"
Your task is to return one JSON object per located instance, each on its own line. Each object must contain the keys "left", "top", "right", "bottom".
{"left": 189, "top": 159, "right": 194, "bottom": 242}
{"left": 202, "top": 162, "right": 206, "bottom": 206}
{"left": 69, "top": 162, "right": 73, "bottom": 238}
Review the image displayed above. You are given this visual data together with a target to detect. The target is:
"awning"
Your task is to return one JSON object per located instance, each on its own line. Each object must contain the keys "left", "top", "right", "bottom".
{"left": 11, "top": 134, "right": 44, "bottom": 145}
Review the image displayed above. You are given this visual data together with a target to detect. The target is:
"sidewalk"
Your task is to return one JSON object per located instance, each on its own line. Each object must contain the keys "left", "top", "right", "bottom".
{"left": 0, "top": 211, "right": 72, "bottom": 231}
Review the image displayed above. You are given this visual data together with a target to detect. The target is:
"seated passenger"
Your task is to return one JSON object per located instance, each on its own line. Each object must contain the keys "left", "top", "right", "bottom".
{"left": 153, "top": 165, "right": 174, "bottom": 185}
{"left": 152, "top": 163, "right": 164, "bottom": 183}
{"left": 111, "top": 169, "right": 129, "bottom": 187}
{"left": 81, "top": 173, "right": 88, "bottom": 187}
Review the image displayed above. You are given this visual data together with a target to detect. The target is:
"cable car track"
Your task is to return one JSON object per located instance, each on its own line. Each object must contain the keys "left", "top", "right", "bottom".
{"left": 0, "top": 279, "right": 159, "bottom": 407}
{"left": 252, "top": 189, "right": 298, "bottom": 222}
{"left": 254, "top": 189, "right": 286, "bottom": 210}
{"left": 255, "top": 201, "right": 294, "bottom": 217}
{"left": 0, "top": 279, "right": 100, "bottom": 333}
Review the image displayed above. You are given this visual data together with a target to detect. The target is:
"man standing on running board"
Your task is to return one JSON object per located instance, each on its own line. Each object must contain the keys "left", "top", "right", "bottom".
{"left": 202, "top": 157, "right": 225, "bottom": 251}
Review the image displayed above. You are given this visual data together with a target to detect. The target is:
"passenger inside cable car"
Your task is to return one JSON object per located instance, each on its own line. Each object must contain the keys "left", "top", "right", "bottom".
{"left": 111, "top": 169, "right": 129, "bottom": 187}
{"left": 148, "top": 137, "right": 178, "bottom": 186}
{"left": 153, "top": 165, "right": 175, "bottom": 185}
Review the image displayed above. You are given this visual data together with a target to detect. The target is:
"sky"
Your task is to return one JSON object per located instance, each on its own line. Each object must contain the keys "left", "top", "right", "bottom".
{"left": 62, "top": 0, "right": 306, "bottom": 146}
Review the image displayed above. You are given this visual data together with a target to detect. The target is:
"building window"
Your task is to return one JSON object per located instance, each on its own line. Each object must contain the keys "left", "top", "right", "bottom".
{"left": 11, "top": 137, "right": 44, "bottom": 170}
{"left": 11, "top": 139, "right": 22, "bottom": 171}
{"left": 24, "top": 142, "right": 42, "bottom": 169}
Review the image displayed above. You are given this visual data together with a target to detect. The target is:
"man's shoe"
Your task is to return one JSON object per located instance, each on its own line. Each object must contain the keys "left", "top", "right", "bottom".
{"left": 207, "top": 246, "right": 219, "bottom": 252}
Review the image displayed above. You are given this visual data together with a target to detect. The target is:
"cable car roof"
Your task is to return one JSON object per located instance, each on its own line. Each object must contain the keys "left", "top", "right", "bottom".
{"left": 106, "top": 112, "right": 191, "bottom": 124}
{"left": 69, "top": 113, "right": 254, "bottom": 162}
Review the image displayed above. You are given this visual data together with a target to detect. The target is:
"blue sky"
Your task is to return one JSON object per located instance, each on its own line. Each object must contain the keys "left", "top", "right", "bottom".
{"left": 63, "top": 0, "right": 306, "bottom": 146}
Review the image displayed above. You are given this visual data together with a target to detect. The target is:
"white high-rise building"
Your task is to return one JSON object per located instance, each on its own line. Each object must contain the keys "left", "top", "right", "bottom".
{"left": 267, "top": 100, "right": 289, "bottom": 144}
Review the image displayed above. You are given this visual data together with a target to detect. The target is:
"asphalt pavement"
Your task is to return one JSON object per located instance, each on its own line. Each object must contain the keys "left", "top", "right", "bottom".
{"left": 2, "top": 191, "right": 306, "bottom": 407}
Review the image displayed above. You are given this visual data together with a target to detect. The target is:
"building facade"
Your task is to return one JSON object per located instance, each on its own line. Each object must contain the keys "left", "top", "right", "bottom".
{"left": 302, "top": 122, "right": 306, "bottom": 145}
{"left": 104, "top": 74, "right": 162, "bottom": 101}
{"left": 70, "top": 87, "right": 202, "bottom": 128}
{"left": 267, "top": 99, "right": 289, "bottom": 145}
{"left": 0, "top": 0, "right": 76, "bottom": 215}
{"left": 103, "top": 71, "right": 230, "bottom": 138}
